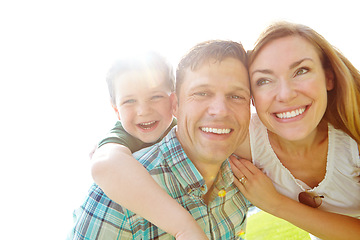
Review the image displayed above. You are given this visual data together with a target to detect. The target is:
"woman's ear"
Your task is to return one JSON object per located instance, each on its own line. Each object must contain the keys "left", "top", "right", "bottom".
{"left": 170, "top": 93, "right": 178, "bottom": 118}
{"left": 325, "top": 69, "right": 335, "bottom": 91}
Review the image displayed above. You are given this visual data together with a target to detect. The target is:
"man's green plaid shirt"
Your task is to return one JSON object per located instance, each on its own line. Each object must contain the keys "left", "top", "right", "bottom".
{"left": 68, "top": 127, "right": 251, "bottom": 239}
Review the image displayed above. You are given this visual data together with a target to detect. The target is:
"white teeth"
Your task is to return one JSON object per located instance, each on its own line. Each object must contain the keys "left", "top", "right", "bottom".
{"left": 276, "top": 107, "right": 306, "bottom": 119}
{"left": 201, "top": 127, "right": 231, "bottom": 134}
{"left": 140, "top": 121, "right": 156, "bottom": 126}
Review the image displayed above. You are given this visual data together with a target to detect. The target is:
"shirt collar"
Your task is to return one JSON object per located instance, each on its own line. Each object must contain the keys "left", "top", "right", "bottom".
{"left": 163, "top": 128, "right": 235, "bottom": 196}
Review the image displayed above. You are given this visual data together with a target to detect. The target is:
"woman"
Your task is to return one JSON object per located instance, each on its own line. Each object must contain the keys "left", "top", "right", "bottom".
{"left": 231, "top": 21, "right": 360, "bottom": 240}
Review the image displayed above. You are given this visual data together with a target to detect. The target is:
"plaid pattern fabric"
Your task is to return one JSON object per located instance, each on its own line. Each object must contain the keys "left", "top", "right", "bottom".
{"left": 68, "top": 128, "right": 250, "bottom": 240}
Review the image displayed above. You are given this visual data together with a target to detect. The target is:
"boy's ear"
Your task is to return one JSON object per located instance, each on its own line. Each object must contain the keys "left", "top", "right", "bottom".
{"left": 325, "top": 69, "right": 335, "bottom": 91}
{"left": 170, "top": 93, "right": 178, "bottom": 118}
{"left": 111, "top": 102, "right": 121, "bottom": 120}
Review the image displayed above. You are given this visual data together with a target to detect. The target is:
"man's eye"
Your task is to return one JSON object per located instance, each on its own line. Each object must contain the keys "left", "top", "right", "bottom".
{"left": 194, "top": 92, "right": 207, "bottom": 96}
{"left": 230, "top": 95, "right": 245, "bottom": 100}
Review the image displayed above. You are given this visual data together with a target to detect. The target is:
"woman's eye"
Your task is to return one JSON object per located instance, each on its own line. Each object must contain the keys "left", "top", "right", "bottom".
{"left": 256, "top": 78, "right": 270, "bottom": 86}
{"left": 294, "top": 68, "right": 309, "bottom": 76}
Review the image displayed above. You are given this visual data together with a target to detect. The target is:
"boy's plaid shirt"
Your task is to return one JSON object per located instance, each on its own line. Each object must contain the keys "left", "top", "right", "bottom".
{"left": 68, "top": 127, "right": 250, "bottom": 240}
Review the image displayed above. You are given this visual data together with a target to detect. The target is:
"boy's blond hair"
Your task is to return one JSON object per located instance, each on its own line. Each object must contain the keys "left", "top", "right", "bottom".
{"left": 106, "top": 52, "right": 175, "bottom": 106}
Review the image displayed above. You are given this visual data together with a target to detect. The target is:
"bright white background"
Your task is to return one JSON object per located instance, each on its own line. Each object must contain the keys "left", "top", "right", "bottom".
{"left": 1, "top": 0, "right": 359, "bottom": 239}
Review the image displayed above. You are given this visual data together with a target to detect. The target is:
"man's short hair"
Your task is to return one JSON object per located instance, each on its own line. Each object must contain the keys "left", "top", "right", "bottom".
{"left": 175, "top": 40, "right": 248, "bottom": 95}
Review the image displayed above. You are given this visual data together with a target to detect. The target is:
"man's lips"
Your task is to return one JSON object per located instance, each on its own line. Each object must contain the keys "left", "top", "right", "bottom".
{"left": 200, "top": 127, "right": 232, "bottom": 134}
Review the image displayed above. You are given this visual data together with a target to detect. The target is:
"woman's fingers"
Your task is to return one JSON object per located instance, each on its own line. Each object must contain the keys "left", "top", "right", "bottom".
{"left": 238, "top": 158, "right": 261, "bottom": 175}
{"left": 230, "top": 163, "right": 247, "bottom": 193}
{"left": 229, "top": 155, "right": 253, "bottom": 179}
{"left": 230, "top": 156, "right": 244, "bottom": 179}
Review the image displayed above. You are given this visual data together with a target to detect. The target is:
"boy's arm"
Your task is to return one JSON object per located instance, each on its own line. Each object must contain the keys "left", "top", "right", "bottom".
{"left": 230, "top": 157, "right": 360, "bottom": 240}
{"left": 91, "top": 143, "right": 208, "bottom": 240}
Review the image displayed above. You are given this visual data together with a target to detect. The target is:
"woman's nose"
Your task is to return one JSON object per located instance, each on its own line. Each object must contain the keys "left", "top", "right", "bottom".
{"left": 275, "top": 80, "right": 297, "bottom": 103}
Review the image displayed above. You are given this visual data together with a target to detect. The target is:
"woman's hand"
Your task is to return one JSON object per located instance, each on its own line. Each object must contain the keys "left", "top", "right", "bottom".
{"left": 229, "top": 155, "right": 284, "bottom": 213}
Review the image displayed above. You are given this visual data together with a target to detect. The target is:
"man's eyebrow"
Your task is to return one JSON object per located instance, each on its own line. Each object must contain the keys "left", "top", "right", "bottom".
{"left": 251, "top": 58, "right": 314, "bottom": 77}
{"left": 231, "top": 86, "right": 251, "bottom": 95}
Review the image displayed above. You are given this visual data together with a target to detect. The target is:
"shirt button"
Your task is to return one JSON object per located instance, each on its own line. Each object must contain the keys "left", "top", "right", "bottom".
{"left": 218, "top": 189, "right": 226, "bottom": 197}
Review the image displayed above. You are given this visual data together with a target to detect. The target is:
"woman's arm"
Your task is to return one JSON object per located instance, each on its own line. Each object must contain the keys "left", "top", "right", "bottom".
{"left": 229, "top": 156, "right": 360, "bottom": 240}
{"left": 91, "top": 143, "right": 208, "bottom": 240}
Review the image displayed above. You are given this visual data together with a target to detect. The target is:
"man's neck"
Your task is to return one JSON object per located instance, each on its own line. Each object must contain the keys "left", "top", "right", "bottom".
{"left": 194, "top": 162, "right": 222, "bottom": 205}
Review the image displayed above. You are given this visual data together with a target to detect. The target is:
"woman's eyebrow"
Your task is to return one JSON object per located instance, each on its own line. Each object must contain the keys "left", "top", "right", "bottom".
{"left": 289, "top": 58, "right": 313, "bottom": 69}
{"left": 251, "top": 57, "right": 314, "bottom": 77}
{"left": 250, "top": 69, "right": 273, "bottom": 77}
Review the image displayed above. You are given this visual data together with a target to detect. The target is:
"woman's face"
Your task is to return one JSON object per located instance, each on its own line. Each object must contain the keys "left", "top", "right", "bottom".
{"left": 249, "top": 36, "right": 334, "bottom": 141}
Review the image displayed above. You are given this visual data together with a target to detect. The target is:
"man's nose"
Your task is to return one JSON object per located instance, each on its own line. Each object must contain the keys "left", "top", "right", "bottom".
{"left": 208, "top": 96, "right": 229, "bottom": 116}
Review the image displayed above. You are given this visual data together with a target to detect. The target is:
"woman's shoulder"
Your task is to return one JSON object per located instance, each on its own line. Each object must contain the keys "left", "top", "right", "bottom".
{"left": 328, "top": 123, "right": 360, "bottom": 166}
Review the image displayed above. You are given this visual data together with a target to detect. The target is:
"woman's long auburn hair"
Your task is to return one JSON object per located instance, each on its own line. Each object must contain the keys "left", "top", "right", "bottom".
{"left": 248, "top": 21, "right": 360, "bottom": 144}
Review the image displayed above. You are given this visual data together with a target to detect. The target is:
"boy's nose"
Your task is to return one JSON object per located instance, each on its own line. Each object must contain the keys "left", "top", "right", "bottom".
{"left": 137, "top": 102, "right": 152, "bottom": 115}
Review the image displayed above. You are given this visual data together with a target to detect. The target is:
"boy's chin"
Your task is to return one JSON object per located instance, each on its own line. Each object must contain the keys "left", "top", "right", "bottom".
{"left": 138, "top": 134, "right": 163, "bottom": 144}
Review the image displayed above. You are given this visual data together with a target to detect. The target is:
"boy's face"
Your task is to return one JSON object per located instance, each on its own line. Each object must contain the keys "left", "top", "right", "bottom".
{"left": 113, "top": 70, "right": 173, "bottom": 143}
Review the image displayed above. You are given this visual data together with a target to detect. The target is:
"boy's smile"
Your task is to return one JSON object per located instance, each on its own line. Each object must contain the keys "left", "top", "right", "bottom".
{"left": 113, "top": 70, "right": 174, "bottom": 143}
{"left": 137, "top": 120, "right": 159, "bottom": 131}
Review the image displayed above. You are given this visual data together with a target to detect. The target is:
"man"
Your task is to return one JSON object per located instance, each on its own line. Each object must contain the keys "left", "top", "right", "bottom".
{"left": 69, "top": 40, "right": 251, "bottom": 240}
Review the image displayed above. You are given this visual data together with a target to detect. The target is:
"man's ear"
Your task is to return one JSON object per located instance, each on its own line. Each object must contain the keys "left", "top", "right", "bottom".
{"left": 325, "top": 69, "right": 335, "bottom": 91}
{"left": 111, "top": 102, "right": 121, "bottom": 120}
{"left": 170, "top": 93, "right": 178, "bottom": 118}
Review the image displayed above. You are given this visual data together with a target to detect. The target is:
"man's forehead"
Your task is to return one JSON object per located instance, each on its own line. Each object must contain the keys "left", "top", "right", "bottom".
{"left": 184, "top": 58, "right": 248, "bottom": 82}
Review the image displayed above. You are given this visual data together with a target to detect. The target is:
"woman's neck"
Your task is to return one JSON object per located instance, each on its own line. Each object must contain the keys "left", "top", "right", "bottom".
{"left": 268, "top": 121, "right": 328, "bottom": 156}
{"left": 268, "top": 121, "right": 329, "bottom": 188}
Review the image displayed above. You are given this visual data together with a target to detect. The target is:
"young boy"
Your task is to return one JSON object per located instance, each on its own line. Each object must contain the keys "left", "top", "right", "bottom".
{"left": 70, "top": 51, "right": 207, "bottom": 239}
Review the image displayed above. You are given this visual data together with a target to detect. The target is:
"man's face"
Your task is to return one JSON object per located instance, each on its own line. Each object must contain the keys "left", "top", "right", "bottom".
{"left": 173, "top": 58, "right": 250, "bottom": 168}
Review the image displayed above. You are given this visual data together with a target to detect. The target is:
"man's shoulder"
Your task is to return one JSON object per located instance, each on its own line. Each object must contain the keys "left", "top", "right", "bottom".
{"left": 133, "top": 128, "right": 180, "bottom": 170}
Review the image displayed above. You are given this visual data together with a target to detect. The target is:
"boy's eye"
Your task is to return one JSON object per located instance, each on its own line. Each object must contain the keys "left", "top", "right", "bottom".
{"left": 151, "top": 95, "right": 164, "bottom": 100}
{"left": 123, "top": 99, "right": 136, "bottom": 105}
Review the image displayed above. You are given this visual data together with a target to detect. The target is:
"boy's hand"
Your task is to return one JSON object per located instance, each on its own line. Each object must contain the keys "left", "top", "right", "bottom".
{"left": 175, "top": 229, "right": 209, "bottom": 240}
